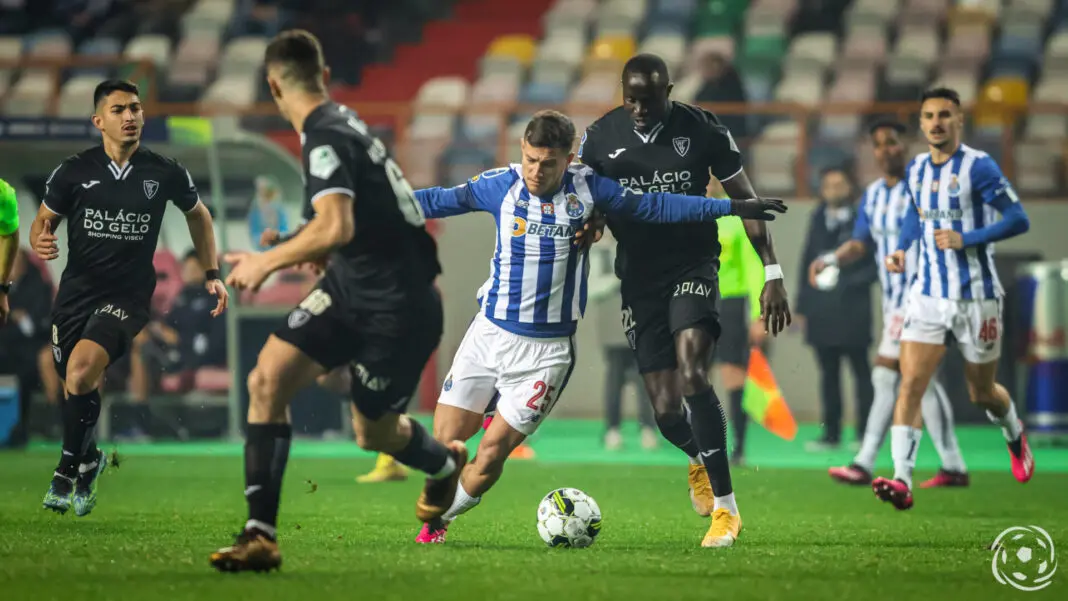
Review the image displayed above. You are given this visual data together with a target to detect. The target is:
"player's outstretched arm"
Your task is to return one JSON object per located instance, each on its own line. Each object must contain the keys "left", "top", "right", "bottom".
{"left": 415, "top": 169, "right": 506, "bottom": 219}
{"left": 587, "top": 172, "right": 784, "bottom": 223}
{"left": 183, "top": 201, "right": 228, "bottom": 316}
{"left": 720, "top": 170, "right": 791, "bottom": 335}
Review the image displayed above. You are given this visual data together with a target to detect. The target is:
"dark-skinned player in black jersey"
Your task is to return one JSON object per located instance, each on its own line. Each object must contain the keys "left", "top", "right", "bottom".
{"left": 29, "top": 79, "right": 229, "bottom": 517}
{"left": 575, "top": 54, "right": 791, "bottom": 547}
{"left": 209, "top": 30, "right": 466, "bottom": 573}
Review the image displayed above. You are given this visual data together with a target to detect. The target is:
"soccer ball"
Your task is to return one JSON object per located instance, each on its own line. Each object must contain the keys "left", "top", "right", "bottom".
{"left": 536, "top": 488, "right": 602, "bottom": 548}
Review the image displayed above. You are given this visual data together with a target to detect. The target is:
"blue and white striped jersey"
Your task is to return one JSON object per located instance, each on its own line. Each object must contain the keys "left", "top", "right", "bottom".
{"left": 415, "top": 163, "right": 733, "bottom": 337}
{"left": 902, "top": 144, "right": 1023, "bottom": 300}
{"left": 852, "top": 178, "right": 916, "bottom": 311}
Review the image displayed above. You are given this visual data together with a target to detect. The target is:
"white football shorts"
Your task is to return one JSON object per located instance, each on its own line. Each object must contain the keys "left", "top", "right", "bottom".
{"left": 876, "top": 307, "right": 906, "bottom": 360}
{"left": 437, "top": 312, "right": 576, "bottom": 436}
{"left": 900, "top": 284, "right": 1003, "bottom": 364}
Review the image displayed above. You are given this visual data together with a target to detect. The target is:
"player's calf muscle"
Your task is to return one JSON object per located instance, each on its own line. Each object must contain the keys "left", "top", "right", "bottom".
{"left": 432, "top": 404, "right": 482, "bottom": 442}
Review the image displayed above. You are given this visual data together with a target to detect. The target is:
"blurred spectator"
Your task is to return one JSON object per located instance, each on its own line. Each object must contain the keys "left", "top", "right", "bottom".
{"left": 796, "top": 167, "right": 877, "bottom": 451}
{"left": 590, "top": 230, "right": 657, "bottom": 451}
{"left": 248, "top": 175, "right": 290, "bottom": 251}
{"left": 694, "top": 53, "right": 747, "bottom": 139}
{"left": 125, "top": 249, "right": 226, "bottom": 439}
{"left": 0, "top": 248, "right": 62, "bottom": 447}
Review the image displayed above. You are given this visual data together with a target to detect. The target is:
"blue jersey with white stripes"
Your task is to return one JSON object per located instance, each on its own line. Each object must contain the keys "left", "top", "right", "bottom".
{"left": 902, "top": 144, "right": 1023, "bottom": 300}
{"left": 852, "top": 178, "right": 916, "bottom": 311}
{"left": 415, "top": 163, "right": 732, "bottom": 337}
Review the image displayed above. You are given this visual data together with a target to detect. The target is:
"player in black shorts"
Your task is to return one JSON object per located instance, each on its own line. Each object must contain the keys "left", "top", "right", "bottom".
{"left": 28, "top": 79, "right": 229, "bottom": 516}
{"left": 577, "top": 54, "right": 791, "bottom": 547}
{"left": 210, "top": 30, "right": 467, "bottom": 573}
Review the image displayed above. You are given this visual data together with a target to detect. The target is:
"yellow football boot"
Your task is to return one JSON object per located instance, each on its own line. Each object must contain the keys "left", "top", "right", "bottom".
{"left": 688, "top": 464, "right": 714, "bottom": 517}
{"left": 701, "top": 508, "right": 742, "bottom": 548}
{"left": 356, "top": 453, "right": 408, "bottom": 483}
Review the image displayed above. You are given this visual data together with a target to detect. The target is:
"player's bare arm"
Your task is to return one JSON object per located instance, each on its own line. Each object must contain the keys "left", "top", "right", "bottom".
{"left": 30, "top": 204, "right": 63, "bottom": 262}
{"left": 184, "top": 200, "right": 229, "bottom": 316}
{"left": 225, "top": 192, "right": 353, "bottom": 292}
{"left": 720, "top": 169, "right": 791, "bottom": 335}
{"left": 809, "top": 239, "right": 867, "bottom": 287}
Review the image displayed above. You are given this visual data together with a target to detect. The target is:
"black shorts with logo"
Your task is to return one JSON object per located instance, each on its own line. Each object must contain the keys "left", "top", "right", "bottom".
{"left": 620, "top": 264, "right": 721, "bottom": 374}
{"left": 714, "top": 296, "right": 750, "bottom": 368}
{"left": 51, "top": 299, "right": 150, "bottom": 379}
{"left": 274, "top": 275, "right": 443, "bottom": 420}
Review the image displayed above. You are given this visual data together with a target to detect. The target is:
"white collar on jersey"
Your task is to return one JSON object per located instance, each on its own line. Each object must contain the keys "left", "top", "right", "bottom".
{"left": 107, "top": 160, "right": 133, "bottom": 180}
{"left": 632, "top": 122, "right": 665, "bottom": 144}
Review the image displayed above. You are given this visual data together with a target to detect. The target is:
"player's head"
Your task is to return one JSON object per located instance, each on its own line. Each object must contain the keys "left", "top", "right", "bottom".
{"left": 621, "top": 53, "right": 672, "bottom": 133}
{"left": 264, "top": 29, "right": 331, "bottom": 121}
{"left": 520, "top": 110, "right": 576, "bottom": 197}
{"left": 919, "top": 87, "right": 962, "bottom": 151}
{"left": 868, "top": 119, "right": 907, "bottom": 177}
{"left": 91, "top": 79, "right": 142, "bottom": 146}
{"left": 819, "top": 166, "right": 854, "bottom": 207}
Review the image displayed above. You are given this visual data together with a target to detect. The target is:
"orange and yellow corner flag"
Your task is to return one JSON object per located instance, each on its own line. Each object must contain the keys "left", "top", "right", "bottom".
{"left": 742, "top": 348, "right": 797, "bottom": 441}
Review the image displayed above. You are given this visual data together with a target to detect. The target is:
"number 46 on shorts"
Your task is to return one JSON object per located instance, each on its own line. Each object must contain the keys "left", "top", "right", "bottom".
{"left": 978, "top": 317, "right": 999, "bottom": 343}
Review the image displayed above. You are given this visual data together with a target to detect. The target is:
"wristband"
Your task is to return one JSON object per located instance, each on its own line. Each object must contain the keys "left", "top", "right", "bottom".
{"left": 206, "top": 268, "right": 221, "bottom": 281}
{"left": 821, "top": 252, "right": 838, "bottom": 267}
{"left": 764, "top": 264, "right": 783, "bottom": 282}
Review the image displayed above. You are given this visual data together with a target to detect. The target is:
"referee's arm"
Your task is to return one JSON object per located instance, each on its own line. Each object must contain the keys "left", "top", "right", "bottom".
{"left": 0, "top": 179, "right": 19, "bottom": 324}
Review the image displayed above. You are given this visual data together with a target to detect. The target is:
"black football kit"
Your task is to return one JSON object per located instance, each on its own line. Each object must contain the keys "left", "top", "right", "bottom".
{"left": 579, "top": 101, "right": 744, "bottom": 373}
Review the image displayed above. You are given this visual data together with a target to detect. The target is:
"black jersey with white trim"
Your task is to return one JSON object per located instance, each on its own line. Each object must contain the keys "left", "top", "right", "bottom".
{"left": 300, "top": 101, "right": 441, "bottom": 310}
{"left": 43, "top": 145, "right": 201, "bottom": 313}
{"left": 579, "top": 101, "right": 743, "bottom": 282}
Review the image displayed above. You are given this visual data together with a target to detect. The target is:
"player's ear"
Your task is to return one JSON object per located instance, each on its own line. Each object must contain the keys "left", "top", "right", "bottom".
{"left": 665, "top": 82, "right": 674, "bottom": 99}
{"left": 90, "top": 112, "right": 103, "bottom": 132}
{"left": 322, "top": 65, "right": 331, "bottom": 87}
{"left": 567, "top": 151, "right": 576, "bottom": 164}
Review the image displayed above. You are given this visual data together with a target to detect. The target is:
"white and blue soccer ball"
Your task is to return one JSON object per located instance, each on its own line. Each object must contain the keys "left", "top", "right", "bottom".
{"left": 536, "top": 488, "right": 602, "bottom": 548}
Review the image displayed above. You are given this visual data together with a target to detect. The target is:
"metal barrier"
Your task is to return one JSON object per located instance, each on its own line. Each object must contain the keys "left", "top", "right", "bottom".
{"left": 1018, "top": 260, "right": 1068, "bottom": 442}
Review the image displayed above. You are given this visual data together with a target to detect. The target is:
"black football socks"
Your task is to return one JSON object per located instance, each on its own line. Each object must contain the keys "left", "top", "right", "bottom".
{"left": 685, "top": 388, "right": 733, "bottom": 497}
{"left": 56, "top": 390, "right": 102, "bottom": 479}
{"left": 244, "top": 423, "right": 292, "bottom": 539}
{"left": 728, "top": 388, "right": 747, "bottom": 457}
{"left": 391, "top": 418, "right": 456, "bottom": 478}
{"left": 654, "top": 411, "right": 700, "bottom": 459}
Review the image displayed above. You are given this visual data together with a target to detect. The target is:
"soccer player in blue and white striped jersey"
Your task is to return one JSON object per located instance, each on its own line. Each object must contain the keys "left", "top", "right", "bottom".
{"left": 813, "top": 120, "right": 968, "bottom": 488}
{"left": 408, "top": 110, "right": 785, "bottom": 543}
{"left": 874, "top": 88, "right": 1033, "bottom": 511}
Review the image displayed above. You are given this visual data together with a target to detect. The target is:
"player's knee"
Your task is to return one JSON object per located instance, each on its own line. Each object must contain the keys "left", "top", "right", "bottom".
{"left": 65, "top": 360, "right": 99, "bottom": 395}
{"left": 473, "top": 439, "right": 508, "bottom": 475}
{"left": 649, "top": 389, "right": 682, "bottom": 419}
{"left": 246, "top": 365, "right": 285, "bottom": 406}
{"left": 676, "top": 361, "right": 709, "bottom": 396}
{"left": 965, "top": 379, "right": 997, "bottom": 405}
{"left": 353, "top": 427, "right": 387, "bottom": 452}
{"left": 897, "top": 373, "right": 928, "bottom": 404}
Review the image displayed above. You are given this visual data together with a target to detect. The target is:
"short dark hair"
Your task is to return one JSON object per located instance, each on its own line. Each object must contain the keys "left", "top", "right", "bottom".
{"left": 921, "top": 87, "right": 961, "bottom": 107}
{"left": 622, "top": 53, "right": 670, "bottom": 84}
{"left": 819, "top": 165, "right": 854, "bottom": 187}
{"left": 524, "top": 110, "right": 576, "bottom": 151}
{"left": 93, "top": 79, "right": 139, "bottom": 109}
{"left": 182, "top": 249, "right": 199, "bottom": 263}
{"left": 868, "top": 118, "right": 906, "bottom": 136}
{"left": 264, "top": 29, "right": 326, "bottom": 93}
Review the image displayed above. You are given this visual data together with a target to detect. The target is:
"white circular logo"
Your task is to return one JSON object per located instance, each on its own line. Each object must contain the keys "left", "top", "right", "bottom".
{"left": 991, "top": 525, "right": 1057, "bottom": 592}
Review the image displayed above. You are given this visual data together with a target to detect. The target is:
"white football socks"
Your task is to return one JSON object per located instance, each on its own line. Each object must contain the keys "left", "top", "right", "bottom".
{"left": 920, "top": 380, "right": 967, "bottom": 473}
{"left": 853, "top": 366, "right": 898, "bottom": 471}
{"left": 442, "top": 482, "right": 481, "bottom": 523}
{"left": 890, "top": 425, "right": 922, "bottom": 489}
{"left": 987, "top": 400, "right": 1023, "bottom": 442}
{"left": 713, "top": 492, "right": 738, "bottom": 515}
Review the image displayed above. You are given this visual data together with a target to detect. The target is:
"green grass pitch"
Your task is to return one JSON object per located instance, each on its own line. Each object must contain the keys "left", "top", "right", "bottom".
{"left": 1, "top": 422, "right": 1065, "bottom": 601}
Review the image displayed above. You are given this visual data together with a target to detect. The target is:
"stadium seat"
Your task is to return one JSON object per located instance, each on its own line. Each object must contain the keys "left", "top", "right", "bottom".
{"left": 945, "top": 23, "right": 991, "bottom": 66}
{"left": 568, "top": 72, "right": 620, "bottom": 107}
{"left": 774, "top": 70, "right": 825, "bottom": 104}
{"left": 25, "top": 28, "right": 72, "bottom": 59}
{"left": 639, "top": 34, "right": 687, "bottom": 74}
{"left": 1014, "top": 139, "right": 1061, "bottom": 195}
{"left": 520, "top": 81, "right": 569, "bottom": 104}
{"left": 486, "top": 34, "right": 538, "bottom": 66}
{"left": 529, "top": 64, "right": 574, "bottom": 88}
{"left": 846, "top": 0, "right": 899, "bottom": 28}
{"left": 1027, "top": 78, "right": 1068, "bottom": 139}
{"left": 584, "top": 35, "right": 635, "bottom": 74}
{"left": 839, "top": 28, "right": 888, "bottom": 67}
{"left": 218, "top": 36, "right": 268, "bottom": 78}
{"left": 543, "top": 0, "right": 597, "bottom": 32}
{"left": 689, "top": 36, "right": 736, "bottom": 65}
{"left": 200, "top": 74, "right": 258, "bottom": 110}
{"left": 974, "top": 77, "right": 1030, "bottom": 131}
{"left": 3, "top": 70, "right": 53, "bottom": 117}
{"left": 786, "top": 32, "right": 837, "bottom": 70}
{"left": 898, "top": 0, "right": 951, "bottom": 26}
{"left": 893, "top": 25, "right": 940, "bottom": 65}
{"left": 468, "top": 73, "right": 520, "bottom": 110}
{"left": 74, "top": 37, "right": 121, "bottom": 78}
{"left": 408, "top": 114, "right": 456, "bottom": 141}
{"left": 535, "top": 32, "right": 585, "bottom": 69}
{"left": 193, "top": 367, "right": 231, "bottom": 393}
{"left": 931, "top": 69, "right": 979, "bottom": 104}
{"left": 0, "top": 36, "right": 21, "bottom": 96}
{"left": 123, "top": 34, "right": 172, "bottom": 68}
{"left": 459, "top": 113, "right": 502, "bottom": 141}
{"left": 56, "top": 75, "right": 101, "bottom": 118}
{"left": 181, "top": 0, "right": 236, "bottom": 37}
{"left": 480, "top": 55, "right": 525, "bottom": 80}
{"left": 415, "top": 76, "right": 469, "bottom": 111}
{"left": 743, "top": 35, "right": 786, "bottom": 63}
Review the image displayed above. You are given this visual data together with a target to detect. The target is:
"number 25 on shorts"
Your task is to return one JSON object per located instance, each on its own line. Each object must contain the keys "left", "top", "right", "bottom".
{"left": 526, "top": 381, "right": 556, "bottom": 414}
{"left": 978, "top": 317, "right": 999, "bottom": 343}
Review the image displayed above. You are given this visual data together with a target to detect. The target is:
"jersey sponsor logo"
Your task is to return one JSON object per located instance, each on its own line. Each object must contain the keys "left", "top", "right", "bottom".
{"left": 920, "top": 208, "right": 964, "bottom": 221}
{"left": 673, "top": 280, "right": 714, "bottom": 298}
{"left": 352, "top": 362, "right": 390, "bottom": 392}
{"left": 565, "top": 193, "right": 584, "bottom": 218}
{"left": 81, "top": 180, "right": 100, "bottom": 189}
{"left": 511, "top": 216, "right": 575, "bottom": 239}
{"left": 617, "top": 170, "right": 693, "bottom": 193}
{"left": 309, "top": 145, "right": 341, "bottom": 180}
{"left": 83, "top": 208, "right": 151, "bottom": 241}
{"left": 94, "top": 303, "right": 129, "bottom": 321}
{"left": 608, "top": 148, "right": 626, "bottom": 159}
{"left": 672, "top": 137, "right": 690, "bottom": 157}
{"left": 143, "top": 180, "right": 159, "bottom": 199}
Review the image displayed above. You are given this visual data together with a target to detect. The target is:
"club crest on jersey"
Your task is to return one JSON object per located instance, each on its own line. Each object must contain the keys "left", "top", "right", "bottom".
{"left": 443, "top": 375, "right": 453, "bottom": 392}
{"left": 672, "top": 137, "right": 690, "bottom": 157}
{"left": 143, "top": 180, "right": 159, "bottom": 199}
{"left": 565, "top": 193, "right": 584, "bottom": 218}
{"left": 541, "top": 203, "right": 555, "bottom": 215}
{"left": 288, "top": 309, "right": 311, "bottom": 329}
{"left": 52, "top": 345, "right": 61, "bottom": 363}
{"left": 947, "top": 175, "right": 961, "bottom": 197}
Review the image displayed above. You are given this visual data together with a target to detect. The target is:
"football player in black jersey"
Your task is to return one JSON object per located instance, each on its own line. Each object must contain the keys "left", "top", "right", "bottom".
{"left": 576, "top": 54, "right": 791, "bottom": 547}
{"left": 211, "top": 30, "right": 466, "bottom": 573}
{"left": 27, "top": 79, "right": 228, "bottom": 517}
